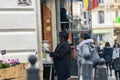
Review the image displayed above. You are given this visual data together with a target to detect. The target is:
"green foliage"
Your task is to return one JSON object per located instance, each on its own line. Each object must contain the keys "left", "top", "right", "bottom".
{"left": 3, "top": 63, "right": 10, "bottom": 68}
{"left": 0, "top": 63, "right": 10, "bottom": 69}
{"left": 0, "top": 63, "right": 3, "bottom": 69}
{"left": 116, "top": 16, "right": 120, "bottom": 24}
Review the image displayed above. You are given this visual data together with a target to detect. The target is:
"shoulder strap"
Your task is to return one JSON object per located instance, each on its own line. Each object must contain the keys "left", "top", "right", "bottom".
{"left": 86, "top": 43, "right": 94, "bottom": 48}
{"left": 119, "top": 49, "right": 120, "bottom": 58}
{"left": 85, "top": 43, "right": 92, "bottom": 52}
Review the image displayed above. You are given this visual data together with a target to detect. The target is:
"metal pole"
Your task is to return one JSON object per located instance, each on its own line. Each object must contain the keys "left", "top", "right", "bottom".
{"left": 82, "top": 54, "right": 93, "bottom": 80}
{"left": 27, "top": 55, "right": 40, "bottom": 80}
{"left": 56, "top": 0, "right": 61, "bottom": 32}
{"left": 98, "top": 58, "right": 108, "bottom": 80}
{"left": 56, "top": 0, "right": 61, "bottom": 43}
{"left": 70, "top": 0, "right": 73, "bottom": 18}
{"left": 68, "top": 0, "right": 72, "bottom": 31}
{"left": 88, "top": 0, "right": 92, "bottom": 34}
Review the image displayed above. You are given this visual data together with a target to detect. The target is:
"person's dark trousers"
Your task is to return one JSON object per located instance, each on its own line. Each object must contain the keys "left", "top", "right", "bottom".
{"left": 115, "top": 70, "right": 120, "bottom": 80}
{"left": 99, "top": 54, "right": 103, "bottom": 58}
{"left": 70, "top": 59, "right": 78, "bottom": 76}
{"left": 106, "top": 62, "right": 112, "bottom": 76}
{"left": 43, "top": 64, "right": 55, "bottom": 80}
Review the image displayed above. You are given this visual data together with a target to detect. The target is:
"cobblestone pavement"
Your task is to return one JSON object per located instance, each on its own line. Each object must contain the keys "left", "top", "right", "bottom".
{"left": 54, "top": 69, "right": 116, "bottom": 80}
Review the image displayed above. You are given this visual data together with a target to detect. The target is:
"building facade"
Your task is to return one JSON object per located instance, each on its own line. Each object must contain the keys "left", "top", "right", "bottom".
{"left": 0, "top": 0, "right": 44, "bottom": 79}
{"left": 91, "top": 0, "right": 120, "bottom": 46}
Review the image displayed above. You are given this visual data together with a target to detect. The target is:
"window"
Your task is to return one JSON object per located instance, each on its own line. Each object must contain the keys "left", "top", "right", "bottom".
{"left": 99, "top": 34, "right": 103, "bottom": 41}
{"left": 99, "top": 0, "right": 104, "bottom": 3}
{"left": 83, "top": 12, "right": 87, "bottom": 24}
{"left": 115, "top": 0, "right": 120, "bottom": 2}
{"left": 115, "top": 10, "right": 119, "bottom": 18}
{"left": 96, "top": 34, "right": 104, "bottom": 43}
{"left": 98, "top": 11, "right": 104, "bottom": 23}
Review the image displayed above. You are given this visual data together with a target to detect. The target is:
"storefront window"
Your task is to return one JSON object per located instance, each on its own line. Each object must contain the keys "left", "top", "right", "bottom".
{"left": 99, "top": 0, "right": 104, "bottom": 3}
{"left": 96, "top": 34, "right": 104, "bottom": 43}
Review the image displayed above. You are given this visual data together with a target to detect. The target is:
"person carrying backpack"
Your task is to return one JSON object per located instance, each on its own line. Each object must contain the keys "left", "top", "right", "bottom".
{"left": 77, "top": 32, "right": 100, "bottom": 79}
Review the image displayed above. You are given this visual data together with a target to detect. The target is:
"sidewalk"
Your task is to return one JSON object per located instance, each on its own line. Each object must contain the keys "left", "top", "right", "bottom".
{"left": 55, "top": 70, "right": 116, "bottom": 80}
{"left": 108, "top": 70, "right": 116, "bottom": 80}
{"left": 73, "top": 69, "right": 116, "bottom": 80}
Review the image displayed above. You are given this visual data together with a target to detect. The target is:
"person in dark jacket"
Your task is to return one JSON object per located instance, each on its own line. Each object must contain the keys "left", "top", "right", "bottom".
{"left": 103, "top": 42, "right": 113, "bottom": 76}
{"left": 97, "top": 43, "right": 103, "bottom": 58}
{"left": 46, "top": 31, "right": 71, "bottom": 80}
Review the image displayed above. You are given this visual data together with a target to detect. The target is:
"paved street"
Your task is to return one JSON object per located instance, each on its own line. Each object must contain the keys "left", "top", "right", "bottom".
{"left": 93, "top": 69, "right": 116, "bottom": 80}
{"left": 108, "top": 70, "right": 116, "bottom": 80}
{"left": 54, "top": 71, "right": 116, "bottom": 80}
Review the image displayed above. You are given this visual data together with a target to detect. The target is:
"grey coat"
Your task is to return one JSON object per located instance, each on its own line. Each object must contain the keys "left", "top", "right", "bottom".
{"left": 77, "top": 42, "right": 94, "bottom": 78}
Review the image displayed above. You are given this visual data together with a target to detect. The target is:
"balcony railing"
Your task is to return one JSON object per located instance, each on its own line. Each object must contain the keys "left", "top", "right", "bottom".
{"left": 114, "top": 0, "right": 120, "bottom": 3}
{"left": 108, "top": 0, "right": 120, "bottom": 9}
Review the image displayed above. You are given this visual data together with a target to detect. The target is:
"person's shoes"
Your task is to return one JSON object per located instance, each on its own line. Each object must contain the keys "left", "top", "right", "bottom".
{"left": 110, "top": 73, "right": 112, "bottom": 76}
{"left": 116, "top": 78, "right": 118, "bottom": 80}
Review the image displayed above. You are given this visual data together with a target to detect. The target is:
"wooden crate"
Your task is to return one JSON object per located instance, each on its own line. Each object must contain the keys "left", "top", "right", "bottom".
{"left": 0, "top": 63, "right": 28, "bottom": 80}
{"left": 11, "top": 76, "right": 26, "bottom": 80}
{"left": 14, "top": 64, "right": 25, "bottom": 78}
{"left": 0, "top": 69, "right": 5, "bottom": 80}
{"left": 5, "top": 66, "right": 16, "bottom": 79}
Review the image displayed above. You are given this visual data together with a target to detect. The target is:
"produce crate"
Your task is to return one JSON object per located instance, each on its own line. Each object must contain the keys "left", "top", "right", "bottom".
{"left": 11, "top": 76, "right": 26, "bottom": 80}
{"left": 0, "top": 69, "right": 5, "bottom": 80}
{"left": 0, "top": 63, "right": 28, "bottom": 80}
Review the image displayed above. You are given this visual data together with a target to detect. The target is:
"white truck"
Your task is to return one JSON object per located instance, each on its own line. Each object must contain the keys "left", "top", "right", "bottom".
{"left": 0, "top": 0, "right": 42, "bottom": 64}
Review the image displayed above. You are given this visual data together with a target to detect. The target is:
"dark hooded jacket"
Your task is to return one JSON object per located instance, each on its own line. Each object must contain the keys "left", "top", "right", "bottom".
{"left": 50, "top": 41, "right": 71, "bottom": 80}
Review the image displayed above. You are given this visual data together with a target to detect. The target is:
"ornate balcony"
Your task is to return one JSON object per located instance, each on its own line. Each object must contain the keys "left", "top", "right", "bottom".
{"left": 110, "top": 0, "right": 120, "bottom": 9}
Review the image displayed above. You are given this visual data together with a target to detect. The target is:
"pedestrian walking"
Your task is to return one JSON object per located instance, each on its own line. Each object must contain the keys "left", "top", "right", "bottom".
{"left": 103, "top": 42, "right": 113, "bottom": 76}
{"left": 77, "top": 32, "right": 95, "bottom": 79}
{"left": 112, "top": 43, "right": 120, "bottom": 80}
{"left": 46, "top": 31, "right": 71, "bottom": 80}
{"left": 97, "top": 43, "right": 103, "bottom": 58}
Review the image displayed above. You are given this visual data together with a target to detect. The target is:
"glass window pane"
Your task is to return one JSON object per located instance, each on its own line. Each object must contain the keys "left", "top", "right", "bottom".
{"left": 98, "top": 11, "right": 104, "bottom": 23}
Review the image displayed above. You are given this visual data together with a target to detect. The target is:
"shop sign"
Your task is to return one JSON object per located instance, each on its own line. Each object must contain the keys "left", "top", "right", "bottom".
{"left": 93, "top": 29, "right": 110, "bottom": 34}
{"left": 115, "top": 16, "right": 120, "bottom": 24}
{"left": 46, "top": 26, "right": 51, "bottom": 31}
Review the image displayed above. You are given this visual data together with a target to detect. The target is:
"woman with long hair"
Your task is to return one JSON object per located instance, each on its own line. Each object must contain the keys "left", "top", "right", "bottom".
{"left": 112, "top": 43, "right": 120, "bottom": 80}
{"left": 103, "top": 42, "right": 113, "bottom": 76}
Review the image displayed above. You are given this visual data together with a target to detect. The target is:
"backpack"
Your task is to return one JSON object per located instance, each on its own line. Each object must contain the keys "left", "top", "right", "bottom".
{"left": 86, "top": 43, "right": 100, "bottom": 67}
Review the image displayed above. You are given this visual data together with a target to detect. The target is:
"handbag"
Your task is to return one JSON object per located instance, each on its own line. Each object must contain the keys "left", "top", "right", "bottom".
{"left": 112, "top": 58, "right": 120, "bottom": 71}
{"left": 86, "top": 44, "right": 100, "bottom": 67}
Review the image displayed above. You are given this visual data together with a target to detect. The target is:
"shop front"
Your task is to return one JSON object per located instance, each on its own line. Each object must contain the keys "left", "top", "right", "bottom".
{"left": 40, "top": 0, "right": 57, "bottom": 80}
{"left": 93, "top": 28, "right": 114, "bottom": 46}
{"left": 114, "top": 24, "right": 120, "bottom": 44}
